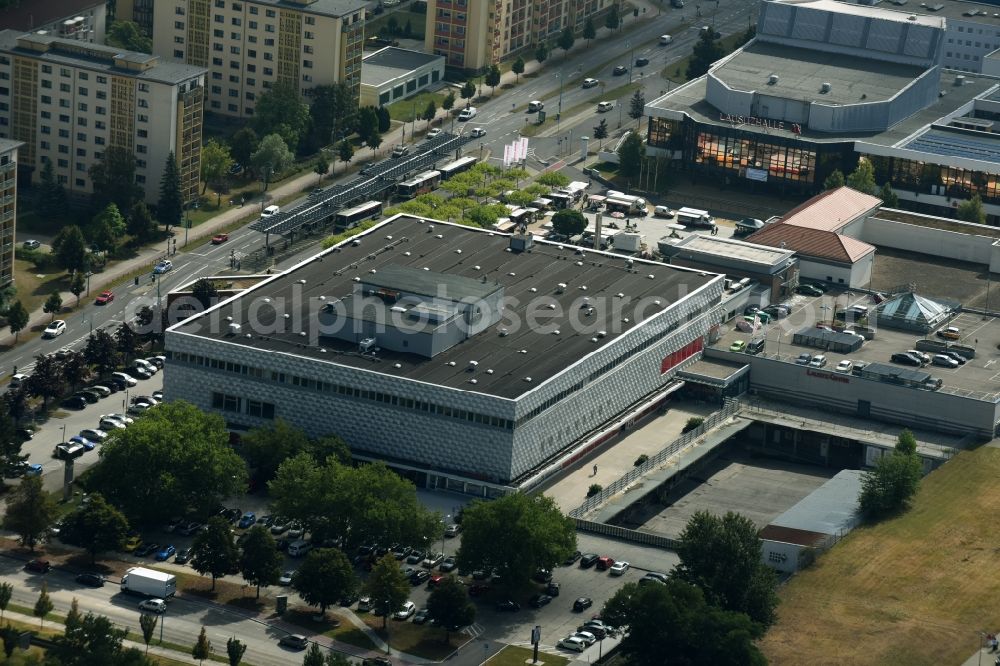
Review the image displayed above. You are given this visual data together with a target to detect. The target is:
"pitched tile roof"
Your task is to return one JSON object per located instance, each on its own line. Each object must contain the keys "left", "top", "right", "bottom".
{"left": 778, "top": 186, "right": 884, "bottom": 232}
{"left": 745, "top": 223, "right": 875, "bottom": 263}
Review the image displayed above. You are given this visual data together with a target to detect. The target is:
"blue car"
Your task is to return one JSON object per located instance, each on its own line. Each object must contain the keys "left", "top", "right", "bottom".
{"left": 68, "top": 436, "right": 95, "bottom": 451}
{"left": 238, "top": 512, "right": 256, "bottom": 529}
{"left": 22, "top": 463, "right": 42, "bottom": 477}
{"left": 155, "top": 545, "right": 176, "bottom": 561}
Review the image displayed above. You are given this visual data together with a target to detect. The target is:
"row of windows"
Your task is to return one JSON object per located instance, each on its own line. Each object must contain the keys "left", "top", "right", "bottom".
{"left": 211, "top": 391, "right": 276, "bottom": 419}
{"left": 36, "top": 65, "right": 108, "bottom": 85}
{"left": 172, "top": 351, "right": 515, "bottom": 431}
{"left": 868, "top": 154, "right": 1000, "bottom": 206}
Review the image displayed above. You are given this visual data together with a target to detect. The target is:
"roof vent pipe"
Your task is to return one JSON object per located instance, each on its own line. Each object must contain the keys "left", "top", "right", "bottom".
{"left": 768, "top": 74, "right": 779, "bottom": 85}
{"left": 820, "top": 82, "right": 831, "bottom": 93}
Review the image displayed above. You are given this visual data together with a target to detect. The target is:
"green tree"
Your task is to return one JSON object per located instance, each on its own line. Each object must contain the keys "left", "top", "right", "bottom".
{"left": 88, "top": 203, "right": 127, "bottom": 255}
{"left": 0, "top": 411, "right": 24, "bottom": 481}
{"left": 460, "top": 80, "right": 476, "bottom": 104}
{"left": 687, "top": 30, "right": 725, "bottom": 79}
{"left": 673, "top": 510, "right": 779, "bottom": 627}
{"left": 456, "top": 493, "right": 575, "bottom": 591}
{"left": 824, "top": 169, "right": 845, "bottom": 190}
{"left": 49, "top": 609, "right": 153, "bottom": 666}
{"left": 511, "top": 57, "right": 525, "bottom": 83}
{"left": 957, "top": 193, "right": 987, "bottom": 224}
{"left": 557, "top": 27, "right": 575, "bottom": 56}
{"left": 33, "top": 583, "right": 53, "bottom": 628}
{"left": 859, "top": 439, "right": 923, "bottom": 520}
{"left": 139, "top": 613, "right": 157, "bottom": 654}
{"left": 4, "top": 475, "right": 57, "bottom": 551}
{"left": 629, "top": 88, "right": 646, "bottom": 122}
{"left": 157, "top": 152, "right": 184, "bottom": 232}
{"left": 26, "top": 354, "right": 66, "bottom": 406}
{"left": 242, "top": 419, "right": 311, "bottom": 483}
{"left": 251, "top": 134, "right": 294, "bottom": 188}
{"left": 357, "top": 107, "right": 379, "bottom": 141}
{"left": 537, "top": 172, "right": 570, "bottom": 188}
{"left": 191, "top": 517, "right": 239, "bottom": 590}
{"left": 337, "top": 139, "right": 354, "bottom": 168}
{"left": 239, "top": 526, "right": 283, "bottom": 598}
{"left": 0, "top": 582, "right": 12, "bottom": 622}
{"left": 292, "top": 548, "right": 356, "bottom": 617}
{"left": 442, "top": 91, "right": 456, "bottom": 113}
{"left": 114, "top": 322, "right": 140, "bottom": 362}
{"left": 551, "top": 208, "right": 587, "bottom": 237}
{"left": 190, "top": 278, "right": 219, "bottom": 310}
{"left": 535, "top": 42, "right": 549, "bottom": 64}
{"left": 309, "top": 82, "right": 358, "bottom": 147}
{"left": 70, "top": 271, "right": 86, "bottom": 306}
{"left": 89, "top": 146, "right": 141, "bottom": 215}
{"left": 426, "top": 576, "right": 475, "bottom": 643}
{"left": 37, "top": 158, "right": 68, "bottom": 219}
{"left": 365, "top": 131, "right": 383, "bottom": 157}
{"left": 608, "top": 4, "right": 622, "bottom": 30}
{"left": 107, "top": 20, "right": 151, "bottom": 53}
{"left": 65, "top": 598, "right": 83, "bottom": 633}
{"left": 53, "top": 224, "right": 89, "bottom": 273}
{"left": 43, "top": 292, "right": 63, "bottom": 321}
{"left": 422, "top": 100, "right": 437, "bottom": 127}
{"left": 270, "top": 456, "right": 439, "bottom": 553}
{"left": 88, "top": 401, "right": 247, "bottom": 526}
{"left": 226, "top": 636, "right": 247, "bottom": 666}
{"left": 62, "top": 350, "right": 89, "bottom": 391}
{"left": 6, "top": 300, "right": 27, "bottom": 341}
{"left": 230, "top": 127, "right": 259, "bottom": 169}
{"left": 365, "top": 554, "right": 409, "bottom": 629}
{"left": 303, "top": 643, "right": 324, "bottom": 666}
{"left": 593, "top": 118, "right": 609, "bottom": 148}
{"left": 375, "top": 106, "right": 390, "bottom": 133}
{"left": 127, "top": 202, "right": 156, "bottom": 243}
{"left": 84, "top": 328, "right": 120, "bottom": 376}
{"left": 602, "top": 580, "right": 766, "bottom": 666}
{"left": 0, "top": 625, "right": 15, "bottom": 659}
{"left": 583, "top": 17, "right": 597, "bottom": 44}
{"left": 252, "top": 82, "right": 310, "bottom": 150}
{"left": 59, "top": 494, "right": 129, "bottom": 564}
{"left": 617, "top": 133, "right": 645, "bottom": 178}
{"left": 484, "top": 65, "right": 501, "bottom": 96}
{"left": 879, "top": 182, "right": 899, "bottom": 208}
{"left": 313, "top": 153, "right": 329, "bottom": 185}
{"left": 192, "top": 626, "right": 212, "bottom": 665}
{"left": 201, "top": 139, "right": 234, "bottom": 198}
{"left": 846, "top": 159, "right": 877, "bottom": 195}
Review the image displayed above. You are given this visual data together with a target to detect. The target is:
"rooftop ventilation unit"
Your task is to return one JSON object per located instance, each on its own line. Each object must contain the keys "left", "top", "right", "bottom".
{"left": 359, "top": 338, "right": 377, "bottom": 353}
{"left": 820, "top": 82, "right": 831, "bottom": 93}
{"left": 468, "top": 360, "right": 479, "bottom": 370}
{"left": 228, "top": 323, "right": 241, "bottom": 335}
{"left": 768, "top": 74, "right": 779, "bottom": 85}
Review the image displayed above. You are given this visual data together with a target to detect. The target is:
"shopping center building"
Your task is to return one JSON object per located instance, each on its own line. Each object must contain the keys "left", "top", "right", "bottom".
{"left": 163, "top": 215, "right": 723, "bottom": 492}
{"left": 645, "top": 0, "right": 1000, "bottom": 224}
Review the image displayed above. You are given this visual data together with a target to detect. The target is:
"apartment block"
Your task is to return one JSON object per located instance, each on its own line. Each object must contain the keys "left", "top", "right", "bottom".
{"left": 152, "top": 0, "right": 366, "bottom": 120}
{"left": 0, "top": 31, "right": 206, "bottom": 205}
{"left": 0, "top": 0, "right": 107, "bottom": 44}
{"left": 0, "top": 139, "right": 20, "bottom": 289}
{"left": 425, "top": 0, "right": 611, "bottom": 71}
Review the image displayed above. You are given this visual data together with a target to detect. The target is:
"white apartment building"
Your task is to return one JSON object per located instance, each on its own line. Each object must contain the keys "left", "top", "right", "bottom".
{"left": 152, "top": 0, "right": 366, "bottom": 119}
{"left": 0, "top": 31, "right": 207, "bottom": 205}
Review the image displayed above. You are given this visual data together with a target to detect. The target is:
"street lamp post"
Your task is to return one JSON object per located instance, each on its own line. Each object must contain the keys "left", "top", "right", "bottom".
{"left": 557, "top": 70, "right": 565, "bottom": 130}
{"left": 60, "top": 425, "right": 66, "bottom": 445}
{"left": 183, "top": 201, "right": 198, "bottom": 247}
{"left": 626, "top": 41, "right": 635, "bottom": 84}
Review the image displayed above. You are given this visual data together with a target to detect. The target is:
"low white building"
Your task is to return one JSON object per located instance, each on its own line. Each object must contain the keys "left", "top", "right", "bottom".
{"left": 360, "top": 47, "right": 445, "bottom": 108}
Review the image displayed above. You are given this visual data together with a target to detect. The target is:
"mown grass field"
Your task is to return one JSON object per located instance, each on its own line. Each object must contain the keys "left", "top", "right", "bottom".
{"left": 760, "top": 446, "right": 1000, "bottom": 665}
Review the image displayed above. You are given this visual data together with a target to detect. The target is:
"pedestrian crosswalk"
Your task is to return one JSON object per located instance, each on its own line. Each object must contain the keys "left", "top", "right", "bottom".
{"left": 463, "top": 622, "right": 484, "bottom": 638}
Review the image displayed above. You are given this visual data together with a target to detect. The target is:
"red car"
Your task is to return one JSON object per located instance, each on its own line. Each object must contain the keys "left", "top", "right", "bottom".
{"left": 95, "top": 291, "right": 114, "bottom": 305}
{"left": 596, "top": 556, "right": 615, "bottom": 571}
{"left": 211, "top": 233, "right": 229, "bottom": 244}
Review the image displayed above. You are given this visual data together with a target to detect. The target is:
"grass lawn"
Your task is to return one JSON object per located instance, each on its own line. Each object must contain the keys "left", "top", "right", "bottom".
{"left": 486, "top": 645, "right": 569, "bottom": 666}
{"left": 11, "top": 258, "right": 72, "bottom": 317}
{"left": 365, "top": 9, "right": 425, "bottom": 40}
{"left": 282, "top": 607, "right": 378, "bottom": 650}
{"left": 388, "top": 91, "right": 449, "bottom": 123}
{"left": 760, "top": 446, "right": 1000, "bottom": 665}
{"left": 359, "top": 613, "right": 457, "bottom": 660}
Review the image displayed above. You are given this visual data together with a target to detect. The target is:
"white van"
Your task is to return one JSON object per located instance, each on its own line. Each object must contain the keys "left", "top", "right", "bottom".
{"left": 659, "top": 35, "right": 673, "bottom": 45}
{"left": 458, "top": 106, "right": 477, "bottom": 121}
{"left": 261, "top": 205, "right": 280, "bottom": 218}
{"left": 288, "top": 540, "right": 312, "bottom": 557}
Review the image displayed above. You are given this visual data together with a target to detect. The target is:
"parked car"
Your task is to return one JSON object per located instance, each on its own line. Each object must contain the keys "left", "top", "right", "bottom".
{"left": 937, "top": 326, "right": 961, "bottom": 340}
{"left": 278, "top": 634, "right": 309, "bottom": 650}
{"left": 496, "top": 599, "right": 521, "bottom": 612}
{"left": 609, "top": 561, "right": 630, "bottom": 576}
{"left": 394, "top": 601, "right": 416, "bottom": 620}
{"left": 559, "top": 636, "right": 587, "bottom": 652}
{"left": 62, "top": 396, "right": 87, "bottom": 410}
{"left": 809, "top": 355, "right": 827, "bottom": 368}
{"left": 95, "top": 291, "right": 114, "bottom": 305}
{"left": 25, "top": 559, "right": 51, "bottom": 573}
{"left": 68, "top": 435, "right": 95, "bottom": 451}
{"left": 932, "top": 354, "right": 960, "bottom": 368}
{"left": 573, "top": 630, "right": 597, "bottom": 646}
{"left": 573, "top": 597, "right": 593, "bottom": 612}
{"left": 595, "top": 556, "right": 615, "bottom": 571}
{"left": 563, "top": 550, "right": 581, "bottom": 566}
{"left": 729, "top": 340, "right": 746, "bottom": 352}
{"left": 579, "top": 553, "right": 599, "bottom": 568}
{"left": 22, "top": 240, "right": 40, "bottom": 250}
{"left": 43, "top": 320, "right": 67, "bottom": 338}
{"left": 410, "top": 570, "right": 430, "bottom": 585}
{"left": 175, "top": 548, "right": 193, "bottom": 564}
{"left": 155, "top": 545, "right": 176, "bottom": 561}
{"left": 279, "top": 570, "right": 295, "bottom": 585}
{"left": 907, "top": 349, "right": 931, "bottom": 364}
{"left": 529, "top": 594, "right": 552, "bottom": 608}
{"left": 439, "top": 556, "right": 457, "bottom": 572}
{"left": 111, "top": 372, "right": 138, "bottom": 387}
{"left": 653, "top": 205, "right": 674, "bottom": 218}
{"left": 211, "top": 233, "right": 229, "bottom": 244}
{"left": 237, "top": 512, "right": 257, "bottom": 528}
{"left": 795, "top": 284, "right": 824, "bottom": 296}
{"left": 421, "top": 552, "right": 444, "bottom": 569}
{"left": 413, "top": 608, "right": 431, "bottom": 624}
{"left": 357, "top": 596, "right": 373, "bottom": 612}
{"left": 835, "top": 360, "right": 853, "bottom": 373}
{"left": 891, "top": 352, "right": 923, "bottom": 367}
{"left": 942, "top": 350, "right": 967, "bottom": 365}
{"left": 138, "top": 599, "right": 167, "bottom": 614}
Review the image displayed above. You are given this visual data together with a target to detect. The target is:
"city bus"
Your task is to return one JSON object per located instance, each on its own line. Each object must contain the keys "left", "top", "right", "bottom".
{"left": 396, "top": 170, "right": 441, "bottom": 198}
{"left": 438, "top": 156, "right": 477, "bottom": 180}
{"left": 335, "top": 200, "right": 383, "bottom": 228}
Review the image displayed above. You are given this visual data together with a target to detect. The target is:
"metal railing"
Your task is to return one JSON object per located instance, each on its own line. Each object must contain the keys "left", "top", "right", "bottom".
{"left": 568, "top": 398, "right": 742, "bottom": 519}
{"left": 571, "top": 518, "right": 680, "bottom": 550}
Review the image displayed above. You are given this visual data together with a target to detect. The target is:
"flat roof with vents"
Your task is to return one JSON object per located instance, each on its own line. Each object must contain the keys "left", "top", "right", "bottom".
{"left": 171, "top": 215, "right": 718, "bottom": 399}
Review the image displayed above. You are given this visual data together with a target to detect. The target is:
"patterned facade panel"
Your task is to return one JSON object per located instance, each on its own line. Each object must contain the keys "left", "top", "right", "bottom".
{"left": 828, "top": 14, "right": 865, "bottom": 49}
{"left": 901, "top": 25, "right": 936, "bottom": 59}
{"left": 789, "top": 7, "right": 828, "bottom": 43}
{"left": 865, "top": 20, "right": 902, "bottom": 55}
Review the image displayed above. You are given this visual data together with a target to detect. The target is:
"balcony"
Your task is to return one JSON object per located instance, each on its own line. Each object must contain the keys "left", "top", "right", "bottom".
{"left": 0, "top": 162, "right": 15, "bottom": 175}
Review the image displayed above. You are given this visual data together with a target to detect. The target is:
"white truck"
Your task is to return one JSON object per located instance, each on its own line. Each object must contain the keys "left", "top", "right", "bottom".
{"left": 120, "top": 567, "right": 177, "bottom": 598}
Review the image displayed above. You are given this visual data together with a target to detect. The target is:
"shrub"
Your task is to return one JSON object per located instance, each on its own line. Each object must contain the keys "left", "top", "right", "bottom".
{"left": 634, "top": 454, "right": 649, "bottom": 467}
{"left": 587, "top": 484, "right": 602, "bottom": 498}
{"left": 681, "top": 417, "right": 704, "bottom": 434}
